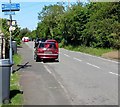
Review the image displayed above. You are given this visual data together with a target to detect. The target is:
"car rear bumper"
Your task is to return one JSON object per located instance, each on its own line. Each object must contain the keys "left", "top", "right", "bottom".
{"left": 37, "top": 53, "right": 58, "bottom": 59}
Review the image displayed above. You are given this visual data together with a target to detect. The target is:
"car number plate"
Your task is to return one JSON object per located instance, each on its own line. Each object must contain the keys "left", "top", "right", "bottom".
{"left": 44, "top": 51, "right": 52, "bottom": 54}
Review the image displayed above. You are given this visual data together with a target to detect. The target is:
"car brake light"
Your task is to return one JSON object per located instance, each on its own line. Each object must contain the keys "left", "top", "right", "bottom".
{"left": 37, "top": 49, "right": 44, "bottom": 53}
{"left": 54, "top": 49, "right": 58, "bottom": 54}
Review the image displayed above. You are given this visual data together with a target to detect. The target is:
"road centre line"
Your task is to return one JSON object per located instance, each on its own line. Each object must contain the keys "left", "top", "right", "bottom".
{"left": 86, "top": 62, "right": 100, "bottom": 69}
{"left": 73, "top": 57, "right": 82, "bottom": 62}
{"left": 64, "top": 54, "right": 70, "bottom": 57}
{"left": 109, "top": 72, "right": 120, "bottom": 76}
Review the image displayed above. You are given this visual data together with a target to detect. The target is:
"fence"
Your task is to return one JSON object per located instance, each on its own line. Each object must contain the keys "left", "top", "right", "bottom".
{"left": 0, "top": 33, "right": 5, "bottom": 59}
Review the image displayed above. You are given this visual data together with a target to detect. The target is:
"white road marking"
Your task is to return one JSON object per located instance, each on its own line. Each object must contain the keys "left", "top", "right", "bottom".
{"left": 73, "top": 57, "right": 82, "bottom": 62}
{"left": 86, "top": 62, "right": 100, "bottom": 69}
{"left": 63, "top": 48, "right": 119, "bottom": 64}
{"left": 44, "top": 65, "right": 52, "bottom": 74}
{"left": 109, "top": 72, "right": 120, "bottom": 76}
{"left": 64, "top": 54, "right": 70, "bottom": 57}
{"left": 43, "top": 64, "right": 71, "bottom": 102}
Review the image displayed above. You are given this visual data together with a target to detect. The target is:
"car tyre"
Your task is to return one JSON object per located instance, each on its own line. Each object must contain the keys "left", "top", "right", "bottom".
{"left": 36, "top": 55, "right": 40, "bottom": 62}
{"left": 3, "top": 99, "right": 10, "bottom": 104}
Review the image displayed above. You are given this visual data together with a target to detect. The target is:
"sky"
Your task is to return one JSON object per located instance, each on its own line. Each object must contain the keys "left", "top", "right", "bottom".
{"left": 0, "top": 0, "right": 87, "bottom": 31}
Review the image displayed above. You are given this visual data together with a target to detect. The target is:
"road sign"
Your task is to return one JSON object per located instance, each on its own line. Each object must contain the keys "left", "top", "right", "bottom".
{"left": 4, "top": 11, "right": 15, "bottom": 15}
{"left": 7, "top": 20, "right": 16, "bottom": 26}
{"left": 2, "top": 3, "right": 20, "bottom": 12}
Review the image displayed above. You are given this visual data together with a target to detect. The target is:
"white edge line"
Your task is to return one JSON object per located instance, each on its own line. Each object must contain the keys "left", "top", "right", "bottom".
{"left": 87, "top": 62, "right": 100, "bottom": 69}
{"left": 73, "top": 57, "right": 82, "bottom": 62}
{"left": 63, "top": 48, "right": 119, "bottom": 64}
{"left": 64, "top": 54, "right": 70, "bottom": 57}
{"left": 44, "top": 65, "right": 52, "bottom": 74}
{"left": 43, "top": 64, "right": 70, "bottom": 99}
{"left": 109, "top": 72, "right": 120, "bottom": 76}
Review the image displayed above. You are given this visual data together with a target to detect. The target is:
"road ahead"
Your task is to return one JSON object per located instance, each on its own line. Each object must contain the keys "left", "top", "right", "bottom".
{"left": 19, "top": 41, "right": 118, "bottom": 105}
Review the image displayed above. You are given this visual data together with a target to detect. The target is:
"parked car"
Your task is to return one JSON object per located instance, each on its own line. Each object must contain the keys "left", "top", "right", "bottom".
{"left": 34, "top": 42, "right": 59, "bottom": 62}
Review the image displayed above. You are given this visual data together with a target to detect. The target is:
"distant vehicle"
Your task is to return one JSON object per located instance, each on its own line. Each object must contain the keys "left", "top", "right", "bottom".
{"left": 34, "top": 42, "right": 59, "bottom": 62}
{"left": 22, "top": 37, "right": 29, "bottom": 42}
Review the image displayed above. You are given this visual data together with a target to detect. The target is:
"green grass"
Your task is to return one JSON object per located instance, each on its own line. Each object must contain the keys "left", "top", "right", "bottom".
{"left": 11, "top": 54, "right": 23, "bottom": 105}
{"left": 10, "top": 73, "right": 23, "bottom": 105}
{"left": 13, "top": 54, "right": 22, "bottom": 66}
{"left": 64, "top": 45, "right": 114, "bottom": 56}
{"left": 2, "top": 54, "right": 23, "bottom": 106}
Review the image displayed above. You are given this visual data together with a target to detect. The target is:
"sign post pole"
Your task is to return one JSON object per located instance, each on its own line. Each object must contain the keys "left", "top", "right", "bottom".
{"left": 9, "top": 0, "right": 13, "bottom": 64}
{"left": 9, "top": 0, "right": 13, "bottom": 70}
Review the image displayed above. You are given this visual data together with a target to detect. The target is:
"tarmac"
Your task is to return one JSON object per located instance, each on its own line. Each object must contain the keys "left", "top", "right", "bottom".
{"left": 15, "top": 43, "right": 71, "bottom": 105}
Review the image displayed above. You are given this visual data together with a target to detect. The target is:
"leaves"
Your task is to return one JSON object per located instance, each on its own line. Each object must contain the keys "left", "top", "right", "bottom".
{"left": 36, "top": 2, "right": 120, "bottom": 49}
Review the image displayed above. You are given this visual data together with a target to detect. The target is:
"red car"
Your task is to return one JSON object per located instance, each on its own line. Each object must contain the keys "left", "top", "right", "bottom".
{"left": 22, "top": 37, "right": 29, "bottom": 42}
{"left": 34, "top": 42, "right": 59, "bottom": 62}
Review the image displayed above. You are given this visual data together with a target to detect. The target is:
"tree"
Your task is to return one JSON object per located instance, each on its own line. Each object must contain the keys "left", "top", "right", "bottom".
{"left": 37, "top": 4, "right": 65, "bottom": 40}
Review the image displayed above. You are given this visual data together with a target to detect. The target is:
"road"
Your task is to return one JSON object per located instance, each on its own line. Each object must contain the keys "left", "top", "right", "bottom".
{"left": 19, "top": 41, "right": 118, "bottom": 105}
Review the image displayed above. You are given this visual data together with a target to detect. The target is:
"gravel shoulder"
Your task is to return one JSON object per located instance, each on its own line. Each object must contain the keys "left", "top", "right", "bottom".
{"left": 102, "top": 50, "right": 120, "bottom": 61}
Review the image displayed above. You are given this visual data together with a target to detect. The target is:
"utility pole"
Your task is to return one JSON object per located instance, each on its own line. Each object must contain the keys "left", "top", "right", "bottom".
{"left": 9, "top": 0, "right": 13, "bottom": 65}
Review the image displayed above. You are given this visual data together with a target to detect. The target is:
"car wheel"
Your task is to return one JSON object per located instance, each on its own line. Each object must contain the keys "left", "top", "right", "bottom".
{"left": 56, "top": 58, "right": 59, "bottom": 62}
{"left": 34, "top": 54, "right": 36, "bottom": 60}
{"left": 36, "top": 55, "right": 40, "bottom": 62}
{"left": 43, "top": 59, "right": 46, "bottom": 63}
{"left": 3, "top": 99, "right": 10, "bottom": 104}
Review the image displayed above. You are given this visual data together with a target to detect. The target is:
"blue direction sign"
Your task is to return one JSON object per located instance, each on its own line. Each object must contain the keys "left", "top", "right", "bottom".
{"left": 2, "top": 3, "right": 20, "bottom": 12}
{"left": 4, "top": 11, "right": 15, "bottom": 15}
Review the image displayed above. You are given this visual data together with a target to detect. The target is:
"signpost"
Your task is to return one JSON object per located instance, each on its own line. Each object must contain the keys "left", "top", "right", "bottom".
{"left": 1, "top": 0, "right": 20, "bottom": 104}
{"left": 7, "top": 20, "right": 16, "bottom": 26}
{"left": 4, "top": 11, "right": 15, "bottom": 15}
{"left": 1, "top": 2, "right": 20, "bottom": 65}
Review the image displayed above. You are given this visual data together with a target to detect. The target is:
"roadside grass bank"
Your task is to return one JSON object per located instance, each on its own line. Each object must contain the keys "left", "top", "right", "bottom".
{"left": 10, "top": 54, "right": 23, "bottom": 105}
{"left": 2, "top": 54, "right": 23, "bottom": 106}
{"left": 62, "top": 45, "right": 116, "bottom": 56}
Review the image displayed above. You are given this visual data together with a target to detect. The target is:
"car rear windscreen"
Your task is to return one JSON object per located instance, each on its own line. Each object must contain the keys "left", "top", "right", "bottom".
{"left": 39, "top": 43, "right": 57, "bottom": 49}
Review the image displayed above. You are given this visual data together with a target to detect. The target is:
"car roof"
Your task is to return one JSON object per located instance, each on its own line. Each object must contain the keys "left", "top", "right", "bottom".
{"left": 40, "top": 42, "right": 55, "bottom": 44}
{"left": 46, "top": 39, "right": 57, "bottom": 42}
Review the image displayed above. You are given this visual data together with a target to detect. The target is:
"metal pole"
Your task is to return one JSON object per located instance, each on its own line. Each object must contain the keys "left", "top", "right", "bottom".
{"left": 1, "top": 35, "right": 3, "bottom": 59}
{"left": 9, "top": 0, "right": 13, "bottom": 65}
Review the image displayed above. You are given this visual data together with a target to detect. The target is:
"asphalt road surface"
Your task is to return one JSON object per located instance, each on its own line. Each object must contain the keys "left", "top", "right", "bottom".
{"left": 18, "top": 41, "right": 118, "bottom": 105}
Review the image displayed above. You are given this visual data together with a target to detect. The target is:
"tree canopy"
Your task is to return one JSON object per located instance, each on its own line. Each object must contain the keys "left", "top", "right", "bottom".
{"left": 36, "top": 2, "right": 120, "bottom": 49}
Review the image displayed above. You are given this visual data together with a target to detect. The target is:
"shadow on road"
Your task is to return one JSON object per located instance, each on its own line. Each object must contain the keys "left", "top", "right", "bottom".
{"left": 43, "top": 59, "right": 59, "bottom": 63}
{"left": 12, "top": 62, "right": 32, "bottom": 74}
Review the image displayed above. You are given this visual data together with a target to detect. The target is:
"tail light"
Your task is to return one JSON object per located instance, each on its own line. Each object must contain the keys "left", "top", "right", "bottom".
{"left": 37, "top": 48, "right": 44, "bottom": 53}
{"left": 54, "top": 49, "right": 58, "bottom": 54}
{"left": 55, "top": 43, "right": 59, "bottom": 48}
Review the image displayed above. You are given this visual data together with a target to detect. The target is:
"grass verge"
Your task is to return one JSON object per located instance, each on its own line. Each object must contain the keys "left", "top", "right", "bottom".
{"left": 63, "top": 45, "right": 114, "bottom": 56}
{"left": 10, "top": 54, "right": 23, "bottom": 105}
